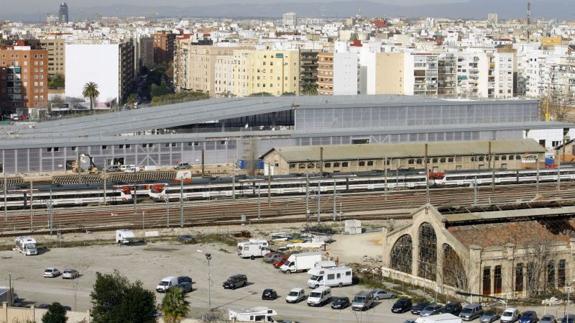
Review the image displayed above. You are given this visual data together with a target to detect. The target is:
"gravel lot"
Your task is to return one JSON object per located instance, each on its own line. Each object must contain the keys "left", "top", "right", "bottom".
{"left": 0, "top": 238, "right": 574, "bottom": 323}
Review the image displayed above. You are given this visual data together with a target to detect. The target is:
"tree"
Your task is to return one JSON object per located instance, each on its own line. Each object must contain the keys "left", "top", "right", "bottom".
{"left": 48, "top": 74, "right": 65, "bottom": 89}
{"left": 42, "top": 302, "right": 68, "bottom": 323}
{"left": 82, "top": 82, "right": 100, "bottom": 111}
{"left": 90, "top": 270, "right": 156, "bottom": 323}
{"left": 161, "top": 288, "right": 189, "bottom": 323}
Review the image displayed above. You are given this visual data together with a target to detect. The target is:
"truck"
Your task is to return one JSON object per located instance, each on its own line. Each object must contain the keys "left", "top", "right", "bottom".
{"left": 415, "top": 313, "right": 462, "bottom": 323}
{"left": 307, "top": 265, "right": 353, "bottom": 288}
{"left": 14, "top": 236, "right": 38, "bottom": 256}
{"left": 228, "top": 307, "right": 277, "bottom": 322}
{"left": 115, "top": 229, "right": 136, "bottom": 245}
{"left": 279, "top": 252, "right": 323, "bottom": 273}
{"left": 237, "top": 239, "right": 269, "bottom": 259}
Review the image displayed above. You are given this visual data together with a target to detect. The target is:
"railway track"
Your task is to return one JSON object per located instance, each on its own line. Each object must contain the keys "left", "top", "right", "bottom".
{"left": 1, "top": 181, "right": 574, "bottom": 236}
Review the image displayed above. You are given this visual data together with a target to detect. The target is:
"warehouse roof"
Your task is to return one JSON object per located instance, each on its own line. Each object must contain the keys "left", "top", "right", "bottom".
{"left": 0, "top": 95, "right": 538, "bottom": 139}
{"left": 262, "top": 139, "right": 546, "bottom": 162}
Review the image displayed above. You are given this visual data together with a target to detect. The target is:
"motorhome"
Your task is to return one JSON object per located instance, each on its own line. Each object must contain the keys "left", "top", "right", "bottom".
{"left": 237, "top": 239, "right": 269, "bottom": 259}
{"left": 279, "top": 252, "right": 323, "bottom": 273}
{"left": 228, "top": 307, "right": 277, "bottom": 322}
{"left": 307, "top": 265, "right": 353, "bottom": 288}
{"left": 14, "top": 236, "right": 38, "bottom": 256}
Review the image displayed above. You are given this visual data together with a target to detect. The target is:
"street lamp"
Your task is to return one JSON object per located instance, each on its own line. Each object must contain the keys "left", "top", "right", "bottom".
{"left": 197, "top": 250, "right": 212, "bottom": 309}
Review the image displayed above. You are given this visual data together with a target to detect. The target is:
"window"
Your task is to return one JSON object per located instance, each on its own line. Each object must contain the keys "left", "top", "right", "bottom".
{"left": 342, "top": 162, "right": 349, "bottom": 167}
{"left": 508, "top": 155, "right": 514, "bottom": 160}
{"left": 494, "top": 265, "right": 502, "bottom": 294}
{"left": 102, "top": 145, "right": 107, "bottom": 150}
{"left": 447, "top": 157, "right": 454, "bottom": 163}
{"left": 408, "top": 159, "right": 415, "bottom": 165}
{"left": 482, "top": 267, "right": 491, "bottom": 295}
{"left": 119, "top": 144, "right": 124, "bottom": 149}
{"left": 327, "top": 274, "right": 335, "bottom": 280}
{"left": 359, "top": 161, "right": 365, "bottom": 167}
{"left": 547, "top": 261, "right": 555, "bottom": 288}
{"left": 367, "top": 161, "right": 374, "bottom": 166}
{"left": 478, "top": 156, "right": 485, "bottom": 162}
{"left": 126, "top": 144, "right": 130, "bottom": 149}
{"left": 298, "top": 164, "right": 305, "bottom": 169}
{"left": 47, "top": 147, "right": 52, "bottom": 152}
{"left": 515, "top": 263, "right": 524, "bottom": 292}
{"left": 289, "top": 163, "right": 296, "bottom": 169}
{"left": 440, "top": 158, "right": 446, "bottom": 163}
{"left": 325, "top": 162, "right": 331, "bottom": 168}
{"left": 558, "top": 259, "right": 566, "bottom": 288}
{"left": 333, "top": 162, "right": 340, "bottom": 167}
{"left": 432, "top": 158, "right": 438, "bottom": 163}
{"left": 501, "top": 155, "right": 507, "bottom": 161}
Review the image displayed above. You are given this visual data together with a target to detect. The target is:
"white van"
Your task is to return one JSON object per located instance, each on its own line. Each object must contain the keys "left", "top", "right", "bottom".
{"left": 156, "top": 276, "right": 178, "bottom": 292}
{"left": 306, "top": 286, "right": 331, "bottom": 307}
{"left": 307, "top": 265, "right": 353, "bottom": 288}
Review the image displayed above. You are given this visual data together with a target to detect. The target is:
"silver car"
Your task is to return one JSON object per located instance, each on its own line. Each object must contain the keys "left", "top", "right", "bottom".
{"left": 43, "top": 267, "right": 61, "bottom": 278}
{"left": 62, "top": 269, "right": 80, "bottom": 279}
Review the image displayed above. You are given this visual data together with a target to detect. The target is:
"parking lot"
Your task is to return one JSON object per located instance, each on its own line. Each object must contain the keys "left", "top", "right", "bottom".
{"left": 1, "top": 239, "right": 574, "bottom": 322}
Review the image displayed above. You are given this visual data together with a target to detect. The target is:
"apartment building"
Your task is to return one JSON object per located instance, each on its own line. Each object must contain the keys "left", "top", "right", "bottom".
{"left": 299, "top": 49, "right": 319, "bottom": 95}
{"left": 153, "top": 31, "right": 176, "bottom": 65}
{"left": 0, "top": 45, "right": 49, "bottom": 112}
{"left": 173, "top": 40, "right": 236, "bottom": 95}
{"left": 232, "top": 49, "right": 300, "bottom": 97}
{"left": 133, "top": 36, "right": 154, "bottom": 73}
{"left": 333, "top": 52, "right": 359, "bottom": 95}
{"left": 39, "top": 36, "right": 66, "bottom": 80}
{"left": 373, "top": 52, "right": 405, "bottom": 95}
{"left": 65, "top": 41, "right": 134, "bottom": 107}
{"left": 456, "top": 51, "right": 489, "bottom": 98}
{"left": 492, "top": 48, "right": 516, "bottom": 99}
{"left": 317, "top": 51, "right": 334, "bottom": 96}
{"left": 214, "top": 54, "right": 235, "bottom": 96}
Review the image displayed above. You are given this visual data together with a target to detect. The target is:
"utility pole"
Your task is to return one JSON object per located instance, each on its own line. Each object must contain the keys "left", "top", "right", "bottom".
{"left": 180, "top": 180, "right": 184, "bottom": 227}
{"left": 320, "top": 147, "right": 324, "bottom": 174}
{"left": 305, "top": 173, "right": 310, "bottom": 221}
{"left": 384, "top": 157, "right": 388, "bottom": 200}
{"left": 48, "top": 185, "right": 54, "bottom": 235}
{"left": 267, "top": 166, "right": 272, "bottom": 207}
{"left": 30, "top": 180, "right": 33, "bottom": 232}
{"left": 473, "top": 176, "right": 478, "bottom": 206}
{"left": 103, "top": 166, "right": 107, "bottom": 205}
{"left": 165, "top": 196, "right": 170, "bottom": 228}
{"left": 332, "top": 178, "right": 336, "bottom": 221}
{"left": 489, "top": 141, "right": 495, "bottom": 192}
{"left": 536, "top": 155, "right": 540, "bottom": 196}
{"left": 201, "top": 149, "right": 205, "bottom": 177}
{"left": 317, "top": 180, "right": 321, "bottom": 224}
{"left": 3, "top": 170, "right": 7, "bottom": 222}
{"left": 142, "top": 211, "right": 145, "bottom": 230}
{"left": 133, "top": 185, "right": 137, "bottom": 216}
{"left": 257, "top": 183, "right": 261, "bottom": 220}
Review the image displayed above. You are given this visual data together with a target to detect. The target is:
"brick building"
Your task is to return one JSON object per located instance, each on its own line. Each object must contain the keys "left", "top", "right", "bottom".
{"left": 0, "top": 45, "right": 49, "bottom": 114}
{"left": 153, "top": 31, "right": 176, "bottom": 65}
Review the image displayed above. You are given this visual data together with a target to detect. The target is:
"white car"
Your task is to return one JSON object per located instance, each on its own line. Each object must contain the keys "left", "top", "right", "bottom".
{"left": 285, "top": 288, "right": 306, "bottom": 303}
{"left": 62, "top": 269, "right": 80, "bottom": 279}
{"left": 43, "top": 267, "right": 61, "bottom": 278}
{"left": 500, "top": 308, "right": 521, "bottom": 323}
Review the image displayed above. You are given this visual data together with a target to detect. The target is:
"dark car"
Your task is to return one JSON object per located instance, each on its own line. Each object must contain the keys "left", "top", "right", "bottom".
{"left": 262, "top": 289, "right": 278, "bottom": 300}
{"left": 562, "top": 314, "right": 575, "bottom": 323}
{"left": 479, "top": 311, "right": 501, "bottom": 323}
{"left": 223, "top": 274, "right": 247, "bottom": 289}
{"left": 174, "top": 276, "right": 193, "bottom": 293}
{"left": 540, "top": 314, "right": 556, "bottom": 323}
{"left": 391, "top": 298, "right": 412, "bottom": 313}
{"left": 411, "top": 301, "right": 430, "bottom": 315}
{"left": 420, "top": 304, "right": 443, "bottom": 317}
{"left": 177, "top": 234, "right": 195, "bottom": 244}
{"left": 331, "top": 297, "right": 351, "bottom": 310}
{"left": 441, "top": 302, "right": 462, "bottom": 316}
{"left": 520, "top": 311, "right": 539, "bottom": 323}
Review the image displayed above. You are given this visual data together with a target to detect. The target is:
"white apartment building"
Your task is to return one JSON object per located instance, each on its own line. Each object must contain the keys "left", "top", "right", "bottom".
{"left": 65, "top": 42, "right": 134, "bottom": 107}
{"left": 455, "top": 50, "right": 489, "bottom": 98}
{"left": 214, "top": 54, "right": 235, "bottom": 96}
{"left": 492, "top": 49, "right": 516, "bottom": 99}
{"left": 333, "top": 52, "right": 359, "bottom": 95}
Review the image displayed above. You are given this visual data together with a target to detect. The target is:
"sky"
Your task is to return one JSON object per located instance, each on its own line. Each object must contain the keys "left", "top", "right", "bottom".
{"left": 2, "top": 0, "right": 574, "bottom": 21}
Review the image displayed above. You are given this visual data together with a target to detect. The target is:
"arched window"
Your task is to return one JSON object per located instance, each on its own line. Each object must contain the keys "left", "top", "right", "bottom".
{"left": 443, "top": 244, "right": 468, "bottom": 290}
{"left": 390, "top": 235, "right": 412, "bottom": 274}
{"left": 418, "top": 223, "right": 437, "bottom": 280}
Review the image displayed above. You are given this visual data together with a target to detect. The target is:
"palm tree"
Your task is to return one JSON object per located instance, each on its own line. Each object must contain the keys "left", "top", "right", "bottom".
{"left": 82, "top": 82, "right": 100, "bottom": 111}
{"left": 161, "top": 288, "right": 189, "bottom": 323}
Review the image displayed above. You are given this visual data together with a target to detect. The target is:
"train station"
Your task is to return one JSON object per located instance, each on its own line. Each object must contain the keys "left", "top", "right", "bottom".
{"left": 0, "top": 95, "right": 573, "bottom": 175}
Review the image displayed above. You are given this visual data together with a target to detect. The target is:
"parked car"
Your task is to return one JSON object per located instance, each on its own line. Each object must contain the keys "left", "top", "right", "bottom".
{"left": 500, "top": 308, "right": 521, "bottom": 323}
{"left": 411, "top": 301, "right": 431, "bottom": 315}
{"left": 177, "top": 234, "right": 195, "bottom": 244}
{"left": 441, "top": 302, "right": 462, "bottom": 316}
{"left": 62, "top": 269, "right": 80, "bottom": 279}
{"left": 540, "top": 314, "right": 556, "bottom": 323}
{"left": 273, "top": 255, "right": 290, "bottom": 268}
{"left": 562, "top": 314, "right": 575, "bottom": 323}
{"left": 331, "top": 297, "right": 351, "bottom": 310}
{"left": 43, "top": 268, "right": 61, "bottom": 278}
{"left": 460, "top": 303, "right": 483, "bottom": 321}
{"left": 391, "top": 298, "right": 412, "bottom": 313}
{"left": 174, "top": 276, "right": 193, "bottom": 293}
{"left": 420, "top": 304, "right": 443, "bottom": 317}
{"left": 262, "top": 289, "right": 278, "bottom": 300}
{"left": 307, "top": 286, "right": 332, "bottom": 307}
{"left": 351, "top": 291, "right": 375, "bottom": 311}
{"left": 371, "top": 289, "right": 396, "bottom": 300}
{"left": 285, "top": 288, "right": 306, "bottom": 304}
{"left": 264, "top": 252, "right": 284, "bottom": 264}
{"left": 175, "top": 162, "right": 191, "bottom": 170}
{"left": 105, "top": 165, "right": 121, "bottom": 172}
{"left": 223, "top": 274, "right": 247, "bottom": 289}
{"left": 519, "top": 311, "right": 539, "bottom": 323}
{"left": 156, "top": 276, "right": 193, "bottom": 293}
{"left": 479, "top": 310, "right": 500, "bottom": 323}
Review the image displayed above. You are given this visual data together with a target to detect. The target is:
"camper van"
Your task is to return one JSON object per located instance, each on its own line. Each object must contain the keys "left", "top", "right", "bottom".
{"left": 15, "top": 236, "right": 38, "bottom": 256}
{"left": 115, "top": 229, "right": 136, "bottom": 245}
{"left": 237, "top": 239, "right": 269, "bottom": 259}
{"left": 307, "top": 265, "right": 353, "bottom": 288}
{"left": 228, "top": 307, "right": 277, "bottom": 322}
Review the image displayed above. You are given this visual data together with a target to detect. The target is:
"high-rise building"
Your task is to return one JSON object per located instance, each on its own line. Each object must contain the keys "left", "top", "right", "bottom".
{"left": 65, "top": 42, "right": 134, "bottom": 107}
{"left": 317, "top": 52, "right": 334, "bottom": 96}
{"left": 0, "top": 44, "right": 49, "bottom": 113}
{"left": 282, "top": 12, "right": 297, "bottom": 28}
{"left": 153, "top": 31, "right": 176, "bottom": 65}
{"left": 39, "top": 36, "right": 66, "bottom": 80}
{"left": 133, "top": 36, "right": 154, "bottom": 73}
{"left": 58, "top": 2, "right": 69, "bottom": 24}
{"left": 333, "top": 52, "right": 359, "bottom": 95}
{"left": 299, "top": 50, "right": 319, "bottom": 95}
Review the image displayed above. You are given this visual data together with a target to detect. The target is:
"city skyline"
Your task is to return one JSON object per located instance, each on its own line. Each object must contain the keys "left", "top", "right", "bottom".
{"left": 2, "top": 0, "right": 575, "bottom": 21}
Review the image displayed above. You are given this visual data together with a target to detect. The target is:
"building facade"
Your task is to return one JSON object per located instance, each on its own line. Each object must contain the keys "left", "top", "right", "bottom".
{"left": 39, "top": 36, "right": 66, "bottom": 81}
{"left": 317, "top": 52, "right": 333, "bottom": 96}
{"left": 58, "top": 2, "right": 69, "bottom": 24}
{"left": 153, "top": 31, "right": 176, "bottom": 65}
{"left": 299, "top": 49, "right": 319, "bottom": 95}
{"left": 0, "top": 45, "right": 49, "bottom": 113}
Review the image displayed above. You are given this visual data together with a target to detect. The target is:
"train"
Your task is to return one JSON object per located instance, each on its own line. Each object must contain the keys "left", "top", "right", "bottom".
{"left": 1, "top": 167, "right": 573, "bottom": 210}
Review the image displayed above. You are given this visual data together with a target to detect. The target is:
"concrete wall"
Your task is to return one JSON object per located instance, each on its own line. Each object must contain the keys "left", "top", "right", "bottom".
{"left": 1, "top": 303, "right": 90, "bottom": 323}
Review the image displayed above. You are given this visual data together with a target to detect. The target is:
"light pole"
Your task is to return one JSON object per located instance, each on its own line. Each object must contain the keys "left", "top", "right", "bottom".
{"left": 165, "top": 195, "right": 170, "bottom": 228}
{"left": 197, "top": 250, "right": 212, "bottom": 309}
